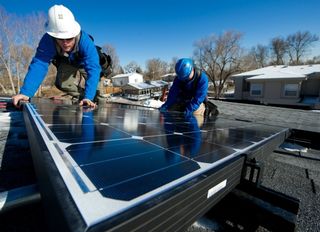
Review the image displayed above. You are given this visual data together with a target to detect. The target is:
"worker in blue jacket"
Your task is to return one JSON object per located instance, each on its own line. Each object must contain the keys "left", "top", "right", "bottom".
{"left": 12, "top": 5, "right": 100, "bottom": 108}
{"left": 160, "top": 58, "right": 208, "bottom": 116}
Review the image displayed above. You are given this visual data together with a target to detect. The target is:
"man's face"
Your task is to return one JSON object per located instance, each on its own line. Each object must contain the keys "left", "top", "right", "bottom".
{"left": 188, "top": 68, "right": 194, "bottom": 81}
{"left": 56, "top": 37, "right": 76, "bottom": 52}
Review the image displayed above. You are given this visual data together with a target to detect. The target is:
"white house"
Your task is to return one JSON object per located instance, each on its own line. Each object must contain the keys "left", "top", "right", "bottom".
{"left": 111, "top": 73, "right": 144, "bottom": 87}
{"left": 232, "top": 65, "right": 320, "bottom": 109}
{"left": 122, "top": 80, "right": 168, "bottom": 101}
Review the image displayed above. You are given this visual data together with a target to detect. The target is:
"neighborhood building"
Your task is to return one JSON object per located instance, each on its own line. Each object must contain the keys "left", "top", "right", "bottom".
{"left": 122, "top": 80, "right": 168, "bottom": 101}
{"left": 161, "top": 73, "right": 176, "bottom": 82}
{"left": 111, "top": 73, "right": 144, "bottom": 87}
{"left": 232, "top": 65, "right": 320, "bottom": 109}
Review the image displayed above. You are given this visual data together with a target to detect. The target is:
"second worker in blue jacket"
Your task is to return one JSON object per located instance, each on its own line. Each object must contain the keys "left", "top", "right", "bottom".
{"left": 12, "top": 4, "right": 101, "bottom": 108}
{"left": 160, "top": 58, "right": 209, "bottom": 116}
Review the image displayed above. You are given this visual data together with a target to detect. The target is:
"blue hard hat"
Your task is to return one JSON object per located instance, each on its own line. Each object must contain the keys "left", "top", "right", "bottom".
{"left": 175, "top": 58, "right": 194, "bottom": 81}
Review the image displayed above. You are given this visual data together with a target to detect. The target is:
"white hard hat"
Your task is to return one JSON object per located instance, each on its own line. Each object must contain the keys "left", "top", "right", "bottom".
{"left": 46, "top": 5, "right": 81, "bottom": 39}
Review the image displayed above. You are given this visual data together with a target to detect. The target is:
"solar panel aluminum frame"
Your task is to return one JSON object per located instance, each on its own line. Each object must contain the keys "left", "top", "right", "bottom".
{"left": 88, "top": 156, "right": 245, "bottom": 232}
{"left": 23, "top": 102, "right": 289, "bottom": 231}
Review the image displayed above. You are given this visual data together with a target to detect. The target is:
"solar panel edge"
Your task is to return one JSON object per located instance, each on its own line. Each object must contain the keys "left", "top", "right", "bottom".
{"left": 87, "top": 156, "right": 245, "bottom": 232}
{"left": 23, "top": 104, "right": 88, "bottom": 231}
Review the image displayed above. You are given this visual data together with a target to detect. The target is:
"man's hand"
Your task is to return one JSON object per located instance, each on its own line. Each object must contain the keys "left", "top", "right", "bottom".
{"left": 12, "top": 94, "right": 30, "bottom": 108}
{"left": 79, "top": 99, "right": 96, "bottom": 108}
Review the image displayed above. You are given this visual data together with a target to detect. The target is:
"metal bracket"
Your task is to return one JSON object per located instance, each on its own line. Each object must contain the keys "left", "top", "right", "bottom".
{"left": 241, "top": 158, "right": 264, "bottom": 187}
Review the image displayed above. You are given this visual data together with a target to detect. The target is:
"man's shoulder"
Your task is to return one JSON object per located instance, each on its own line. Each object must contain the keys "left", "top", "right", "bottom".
{"left": 40, "top": 33, "right": 54, "bottom": 43}
{"left": 79, "top": 31, "right": 93, "bottom": 42}
{"left": 78, "top": 31, "right": 95, "bottom": 49}
{"left": 37, "top": 33, "right": 55, "bottom": 52}
{"left": 199, "top": 71, "right": 209, "bottom": 82}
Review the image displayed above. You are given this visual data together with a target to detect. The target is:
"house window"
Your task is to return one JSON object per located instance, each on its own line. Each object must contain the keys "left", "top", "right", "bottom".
{"left": 242, "top": 80, "right": 250, "bottom": 91}
{"left": 250, "top": 83, "right": 263, "bottom": 96}
{"left": 284, "top": 84, "right": 299, "bottom": 97}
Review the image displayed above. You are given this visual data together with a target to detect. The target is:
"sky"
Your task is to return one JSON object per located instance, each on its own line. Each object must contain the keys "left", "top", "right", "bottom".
{"left": 1, "top": 0, "right": 320, "bottom": 69}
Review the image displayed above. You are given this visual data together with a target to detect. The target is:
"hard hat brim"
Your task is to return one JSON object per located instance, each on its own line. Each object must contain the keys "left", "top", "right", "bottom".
{"left": 47, "top": 21, "right": 81, "bottom": 39}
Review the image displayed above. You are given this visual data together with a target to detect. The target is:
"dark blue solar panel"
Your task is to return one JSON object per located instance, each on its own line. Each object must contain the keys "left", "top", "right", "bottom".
{"left": 67, "top": 139, "right": 161, "bottom": 165}
{"left": 49, "top": 124, "right": 132, "bottom": 143}
{"left": 29, "top": 99, "right": 284, "bottom": 202}
{"left": 144, "top": 134, "right": 234, "bottom": 160}
{"left": 79, "top": 149, "right": 200, "bottom": 200}
{"left": 99, "top": 160, "right": 200, "bottom": 200}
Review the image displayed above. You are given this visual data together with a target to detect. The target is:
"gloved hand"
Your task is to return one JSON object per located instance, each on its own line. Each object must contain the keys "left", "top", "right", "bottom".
{"left": 159, "top": 104, "right": 168, "bottom": 113}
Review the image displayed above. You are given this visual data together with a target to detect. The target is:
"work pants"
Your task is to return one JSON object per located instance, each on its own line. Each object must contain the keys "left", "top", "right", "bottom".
{"left": 55, "top": 63, "right": 104, "bottom": 102}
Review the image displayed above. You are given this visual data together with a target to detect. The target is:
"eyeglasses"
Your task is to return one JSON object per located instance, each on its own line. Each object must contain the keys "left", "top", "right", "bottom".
{"left": 56, "top": 37, "right": 75, "bottom": 42}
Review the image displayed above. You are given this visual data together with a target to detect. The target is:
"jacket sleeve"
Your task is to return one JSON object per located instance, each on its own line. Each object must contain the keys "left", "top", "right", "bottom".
{"left": 185, "top": 72, "right": 208, "bottom": 113}
{"left": 20, "top": 33, "right": 56, "bottom": 97}
{"left": 78, "top": 32, "right": 101, "bottom": 100}
{"left": 162, "top": 78, "right": 181, "bottom": 109}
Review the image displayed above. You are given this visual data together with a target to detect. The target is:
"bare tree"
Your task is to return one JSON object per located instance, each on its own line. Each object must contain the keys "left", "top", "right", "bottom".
{"left": 286, "top": 31, "right": 319, "bottom": 65}
{"left": 168, "top": 57, "right": 179, "bottom": 73}
{"left": 270, "top": 37, "right": 288, "bottom": 65}
{"left": 145, "top": 58, "right": 168, "bottom": 81}
{"left": 193, "top": 31, "right": 243, "bottom": 98}
{"left": 123, "top": 61, "right": 141, "bottom": 73}
{"left": 101, "top": 44, "right": 120, "bottom": 75}
{"left": 0, "top": 7, "right": 46, "bottom": 94}
{"left": 305, "top": 55, "right": 320, "bottom": 65}
{"left": 249, "top": 44, "right": 269, "bottom": 68}
{"left": 0, "top": 6, "right": 17, "bottom": 94}
{"left": 240, "top": 52, "right": 260, "bottom": 71}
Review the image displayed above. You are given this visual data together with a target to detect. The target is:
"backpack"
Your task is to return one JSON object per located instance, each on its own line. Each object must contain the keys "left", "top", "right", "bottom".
{"left": 95, "top": 45, "right": 113, "bottom": 77}
{"left": 88, "top": 34, "right": 113, "bottom": 78}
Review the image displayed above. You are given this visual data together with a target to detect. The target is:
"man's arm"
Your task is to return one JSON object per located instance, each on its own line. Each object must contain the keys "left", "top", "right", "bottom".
{"left": 78, "top": 32, "right": 101, "bottom": 101}
{"left": 161, "top": 79, "right": 181, "bottom": 110}
{"left": 185, "top": 72, "right": 208, "bottom": 114}
{"left": 13, "top": 33, "right": 56, "bottom": 107}
{"left": 20, "top": 33, "right": 56, "bottom": 98}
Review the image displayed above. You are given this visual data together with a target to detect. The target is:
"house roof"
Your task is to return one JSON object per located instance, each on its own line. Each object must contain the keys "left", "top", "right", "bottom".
{"left": 233, "top": 64, "right": 320, "bottom": 81}
{"left": 112, "top": 73, "right": 143, "bottom": 79}
{"left": 127, "top": 82, "right": 155, "bottom": 89}
{"left": 126, "top": 80, "right": 168, "bottom": 90}
{"left": 149, "top": 80, "right": 168, "bottom": 87}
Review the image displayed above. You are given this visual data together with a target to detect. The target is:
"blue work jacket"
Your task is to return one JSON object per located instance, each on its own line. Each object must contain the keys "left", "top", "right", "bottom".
{"left": 20, "top": 31, "right": 101, "bottom": 100}
{"left": 163, "top": 70, "right": 209, "bottom": 113}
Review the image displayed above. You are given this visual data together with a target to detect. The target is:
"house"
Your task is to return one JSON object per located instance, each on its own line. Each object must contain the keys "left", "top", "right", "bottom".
{"left": 122, "top": 81, "right": 168, "bottom": 101}
{"left": 232, "top": 65, "right": 320, "bottom": 109}
{"left": 111, "top": 73, "right": 144, "bottom": 87}
{"left": 161, "top": 73, "right": 176, "bottom": 82}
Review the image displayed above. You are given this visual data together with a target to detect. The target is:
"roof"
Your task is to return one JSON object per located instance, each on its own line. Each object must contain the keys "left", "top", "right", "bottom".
{"left": 232, "top": 64, "right": 320, "bottom": 81}
{"left": 127, "top": 82, "right": 155, "bottom": 89}
{"left": 211, "top": 100, "right": 320, "bottom": 133}
{"left": 160, "top": 73, "right": 176, "bottom": 78}
{"left": 111, "top": 73, "right": 143, "bottom": 79}
{"left": 149, "top": 80, "right": 168, "bottom": 87}
{"left": 126, "top": 80, "right": 168, "bottom": 90}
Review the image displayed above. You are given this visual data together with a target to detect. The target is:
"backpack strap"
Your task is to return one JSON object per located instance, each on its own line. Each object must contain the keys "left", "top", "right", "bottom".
{"left": 192, "top": 67, "right": 201, "bottom": 90}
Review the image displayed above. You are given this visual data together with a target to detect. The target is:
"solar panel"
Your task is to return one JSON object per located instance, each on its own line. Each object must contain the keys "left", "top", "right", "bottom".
{"left": 23, "top": 98, "right": 289, "bottom": 231}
